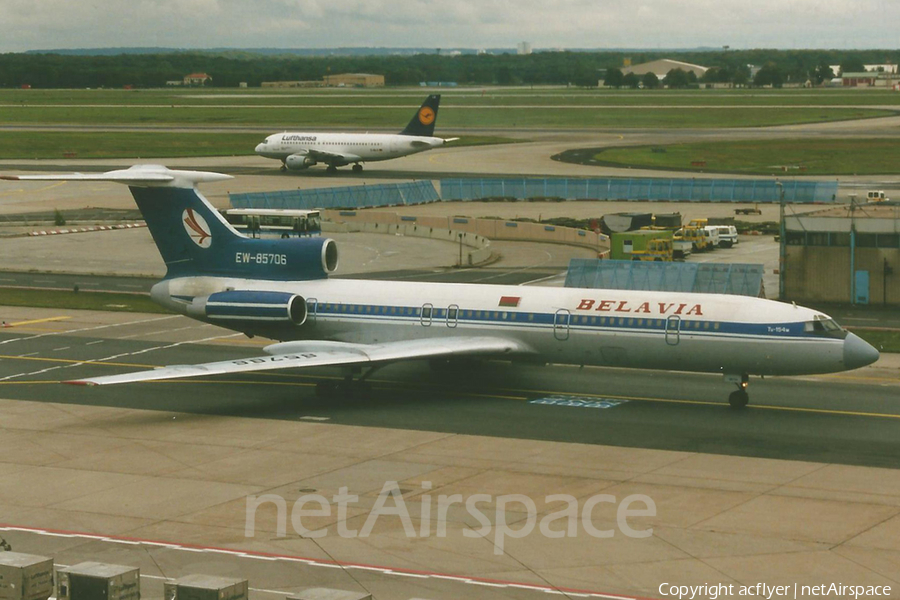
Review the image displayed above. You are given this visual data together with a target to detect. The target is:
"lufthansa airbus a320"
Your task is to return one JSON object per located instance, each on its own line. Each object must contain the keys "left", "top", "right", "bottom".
{"left": 254, "top": 95, "right": 457, "bottom": 173}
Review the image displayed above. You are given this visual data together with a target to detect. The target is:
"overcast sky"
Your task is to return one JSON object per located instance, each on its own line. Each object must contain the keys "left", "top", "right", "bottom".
{"left": 1, "top": 0, "right": 898, "bottom": 52}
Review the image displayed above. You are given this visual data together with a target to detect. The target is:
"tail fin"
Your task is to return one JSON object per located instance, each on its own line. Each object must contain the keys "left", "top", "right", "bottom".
{"left": 1, "top": 165, "right": 338, "bottom": 281}
{"left": 399, "top": 94, "right": 441, "bottom": 137}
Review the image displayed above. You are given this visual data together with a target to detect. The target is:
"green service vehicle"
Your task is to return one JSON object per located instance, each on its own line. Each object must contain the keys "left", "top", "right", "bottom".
{"left": 610, "top": 230, "right": 674, "bottom": 261}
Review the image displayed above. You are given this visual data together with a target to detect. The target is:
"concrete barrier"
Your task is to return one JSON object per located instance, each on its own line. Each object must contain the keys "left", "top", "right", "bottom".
{"left": 322, "top": 210, "right": 609, "bottom": 265}
{"left": 321, "top": 217, "right": 492, "bottom": 266}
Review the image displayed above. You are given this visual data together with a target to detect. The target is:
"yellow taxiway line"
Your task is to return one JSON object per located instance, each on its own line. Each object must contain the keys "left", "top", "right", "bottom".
{"left": 5, "top": 316, "right": 72, "bottom": 328}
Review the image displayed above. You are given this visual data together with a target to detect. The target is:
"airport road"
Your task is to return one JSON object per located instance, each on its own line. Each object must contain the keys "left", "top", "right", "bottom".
{"left": 0, "top": 309, "right": 899, "bottom": 599}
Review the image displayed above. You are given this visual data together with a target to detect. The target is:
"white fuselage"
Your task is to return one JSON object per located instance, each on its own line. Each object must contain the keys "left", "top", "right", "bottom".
{"left": 152, "top": 276, "right": 869, "bottom": 378}
{"left": 255, "top": 132, "right": 446, "bottom": 165}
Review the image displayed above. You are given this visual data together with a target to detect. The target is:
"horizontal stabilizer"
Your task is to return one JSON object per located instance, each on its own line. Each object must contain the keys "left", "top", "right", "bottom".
{"left": 1, "top": 165, "right": 232, "bottom": 189}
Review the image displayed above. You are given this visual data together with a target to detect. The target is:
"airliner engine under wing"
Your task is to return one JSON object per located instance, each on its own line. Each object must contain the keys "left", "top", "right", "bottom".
{"left": 254, "top": 94, "right": 458, "bottom": 173}
{"left": 1, "top": 166, "right": 879, "bottom": 408}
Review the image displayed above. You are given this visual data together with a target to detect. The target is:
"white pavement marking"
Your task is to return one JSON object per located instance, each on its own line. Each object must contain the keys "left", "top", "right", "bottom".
{"left": 0, "top": 315, "right": 181, "bottom": 347}
{"left": 0, "top": 332, "right": 243, "bottom": 381}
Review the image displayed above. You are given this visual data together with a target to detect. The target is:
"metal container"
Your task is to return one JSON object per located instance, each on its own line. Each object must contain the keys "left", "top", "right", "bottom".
{"left": 287, "top": 589, "right": 372, "bottom": 600}
{"left": 56, "top": 562, "right": 140, "bottom": 600}
{"left": 0, "top": 552, "right": 53, "bottom": 600}
{"left": 163, "top": 575, "right": 248, "bottom": 600}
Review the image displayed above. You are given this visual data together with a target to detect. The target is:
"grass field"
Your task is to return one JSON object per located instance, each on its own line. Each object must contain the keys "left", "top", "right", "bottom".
{"left": 0, "top": 105, "right": 890, "bottom": 129}
{"left": 0, "top": 288, "right": 167, "bottom": 313}
{"left": 0, "top": 87, "right": 895, "bottom": 131}
{"left": 4, "top": 87, "right": 900, "bottom": 106}
{"left": 0, "top": 131, "right": 517, "bottom": 159}
{"left": 848, "top": 328, "right": 900, "bottom": 354}
{"left": 589, "top": 138, "right": 900, "bottom": 175}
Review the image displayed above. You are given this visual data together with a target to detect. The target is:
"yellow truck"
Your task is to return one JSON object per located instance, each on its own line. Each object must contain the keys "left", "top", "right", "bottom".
{"left": 630, "top": 238, "right": 673, "bottom": 262}
{"left": 675, "top": 226, "right": 715, "bottom": 252}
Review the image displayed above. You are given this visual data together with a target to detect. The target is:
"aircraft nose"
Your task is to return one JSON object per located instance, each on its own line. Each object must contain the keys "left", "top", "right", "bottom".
{"left": 255, "top": 143, "right": 265, "bottom": 153}
{"left": 843, "top": 332, "right": 880, "bottom": 370}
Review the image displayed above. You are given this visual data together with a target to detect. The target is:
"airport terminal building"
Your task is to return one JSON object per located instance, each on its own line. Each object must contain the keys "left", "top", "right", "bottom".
{"left": 783, "top": 204, "right": 900, "bottom": 305}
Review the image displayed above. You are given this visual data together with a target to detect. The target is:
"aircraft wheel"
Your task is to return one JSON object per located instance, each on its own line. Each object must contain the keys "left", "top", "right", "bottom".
{"left": 326, "top": 165, "right": 338, "bottom": 173}
{"left": 352, "top": 164, "right": 363, "bottom": 172}
{"left": 280, "top": 164, "right": 287, "bottom": 172}
{"left": 728, "top": 389, "right": 749, "bottom": 409}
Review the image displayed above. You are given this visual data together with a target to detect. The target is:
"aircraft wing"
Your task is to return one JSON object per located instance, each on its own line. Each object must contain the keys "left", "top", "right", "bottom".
{"left": 303, "top": 149, "right": 363, "bottom": 164}
{"left": 64, "top": 336, "right": 530, "bottom": 386}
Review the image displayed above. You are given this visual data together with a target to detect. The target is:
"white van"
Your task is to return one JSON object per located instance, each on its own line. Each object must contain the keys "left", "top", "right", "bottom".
{"left": 702, "top": 226, "right": 720, "bottom": 249}
{"left": 714, "top": 225, "right": 738, "bottom": 248}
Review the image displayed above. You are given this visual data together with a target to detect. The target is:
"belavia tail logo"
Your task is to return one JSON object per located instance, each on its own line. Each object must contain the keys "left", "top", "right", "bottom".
{"left": 418, "top": 106, "right": 435, "bottom": 126}
{"left": 182, "top": 208, "right": 212, "bottom": 248}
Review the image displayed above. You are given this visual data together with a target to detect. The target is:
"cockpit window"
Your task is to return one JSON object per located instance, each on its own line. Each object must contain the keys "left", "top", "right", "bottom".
{"left": 803, "top": 318, "right": 846, "bottom": 338}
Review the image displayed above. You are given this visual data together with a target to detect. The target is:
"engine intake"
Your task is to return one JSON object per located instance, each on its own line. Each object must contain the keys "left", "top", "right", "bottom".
{"left": 285, "top": 152, "right": 316, "bottom": 170}
{"left": 204, "top": 290, "right": 307, "bottom": 326}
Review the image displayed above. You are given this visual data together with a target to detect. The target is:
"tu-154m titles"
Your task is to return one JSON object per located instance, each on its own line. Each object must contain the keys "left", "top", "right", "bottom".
{"left": 0, "top": 166, "right": 879, "bottom": 408}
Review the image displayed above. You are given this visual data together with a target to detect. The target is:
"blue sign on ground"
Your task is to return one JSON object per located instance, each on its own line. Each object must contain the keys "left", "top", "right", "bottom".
{"left": 529, "top": 396, "right": 628, "bottom": 409}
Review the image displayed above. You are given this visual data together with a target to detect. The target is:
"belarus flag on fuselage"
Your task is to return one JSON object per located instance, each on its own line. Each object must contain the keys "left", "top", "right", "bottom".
{"left": 499, "top": 296, "right": 521, "bottom": 308}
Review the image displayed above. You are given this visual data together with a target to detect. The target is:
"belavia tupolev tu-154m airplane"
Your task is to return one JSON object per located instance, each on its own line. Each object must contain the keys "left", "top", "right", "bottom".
{"left": 1, "top": 166, "right": 879, "bottom": 408}
{"left": 254, "top": 94, "right": 458, "bottom": 173}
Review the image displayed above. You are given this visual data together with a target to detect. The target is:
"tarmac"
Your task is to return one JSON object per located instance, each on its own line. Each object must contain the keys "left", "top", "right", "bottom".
{"left": 1, "top": 127, "right": 899, "bottom": 599}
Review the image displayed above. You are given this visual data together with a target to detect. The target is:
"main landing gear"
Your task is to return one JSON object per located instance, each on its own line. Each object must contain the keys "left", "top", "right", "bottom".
{"left": 352, "top": 163, "right": 363, "bottom": 173}
{"left": 326, "top": 164, "right": 338, "bottom": 173}
{"left": 726, "top": 373, "right": 750, "bottom": 409}
{"left": 315, "top": 365, "right": 383, "bottom": 398}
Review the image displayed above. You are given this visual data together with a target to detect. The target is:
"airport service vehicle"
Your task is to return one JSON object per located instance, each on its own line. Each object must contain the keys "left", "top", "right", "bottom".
{"left": 735, "top": 205, "right": 762, "bottom": 215}
{"left": 715, "top": 225, "right": 739, "bottom": 248}
{"left": 630, "top": 239, "right": 673, "bottom": 262}
{"left": 1, "top": 166, "right": 879, "bottom": 409}
{"left": 221, "top": 208, "right": 321, "bottom": 239}
{"left": 866, "top": 190, "right": 888, "bottom": 203}
{"left": 671, "top": 236, "right": 692, "bottom": 259}
{"left": 610, "top": 230, "right": 672, "bottom": 261}
{"left": 675, "top": 226, "right": 715, "bottom": 252}
{"left": 254, "top": 95, "right": 458, "bottom": 173}
{"left": 703, "top": 226, "right": 720, "bottom": 249}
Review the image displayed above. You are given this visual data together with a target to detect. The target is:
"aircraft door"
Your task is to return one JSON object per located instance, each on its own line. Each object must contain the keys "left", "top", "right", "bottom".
{"left": 306, "top": 298, "right": 318, "bottom": 323}
{"left": 665, "top": 316, "right": 680, "bottom": 345}
{"left": 446, "top": 304, "right": 459, "bottom": 328}
{"left": 421, "top": 303, "right": 433, "bottom": 327}
{"left": 554, "top": 309, "right": 571, "bottom": 341}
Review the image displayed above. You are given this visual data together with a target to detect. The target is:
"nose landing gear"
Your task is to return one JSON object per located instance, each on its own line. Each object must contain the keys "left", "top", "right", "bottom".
{"left": 725, "top": 373, "right": 750, "bottom": 409}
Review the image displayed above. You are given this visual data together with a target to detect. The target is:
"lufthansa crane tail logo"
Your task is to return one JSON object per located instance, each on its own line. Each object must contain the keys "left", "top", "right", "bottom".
{"left": 418, "top": 106, "right": 436, "bottom": 126}
{"left": 182, "top": 208, "right": 212, "bottom": 248}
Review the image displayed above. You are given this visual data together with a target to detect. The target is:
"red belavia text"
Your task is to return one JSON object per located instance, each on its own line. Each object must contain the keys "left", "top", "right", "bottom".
{"left": 576, "top": 299, "right": 704, "bottom": 316}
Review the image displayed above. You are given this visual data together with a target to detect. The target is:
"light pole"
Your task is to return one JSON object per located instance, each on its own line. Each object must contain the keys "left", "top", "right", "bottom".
{"left": 777, "top": 180, "right": 785, "bottom": 301}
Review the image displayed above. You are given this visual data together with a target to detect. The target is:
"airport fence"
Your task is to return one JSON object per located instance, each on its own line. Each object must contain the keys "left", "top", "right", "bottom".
{"left": 439, "top": 178, "right": 838, "bottom": 204}
{"left": 565, "top": 259, "right": 765, "bottom": 297}
{"left": 230, "top": 180, "right": 440, "bottom": 210}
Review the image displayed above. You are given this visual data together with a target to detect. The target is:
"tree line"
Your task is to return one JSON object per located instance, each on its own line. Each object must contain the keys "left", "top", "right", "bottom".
{"left": 0, "top": 50, "right": 894, "bottom": 89}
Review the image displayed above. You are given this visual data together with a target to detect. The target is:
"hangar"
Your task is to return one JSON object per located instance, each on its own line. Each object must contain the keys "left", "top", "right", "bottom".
{"left": 323, "top": 73, "right": 385, "bottom": 87}
{"left": 622, "top": 58, "right": 708, "bottom": 80}
{"left": 783, "top": 203, "right": 900, "bottom": 305}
